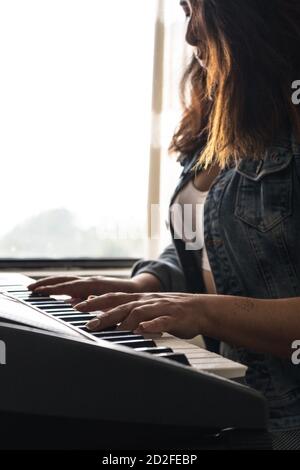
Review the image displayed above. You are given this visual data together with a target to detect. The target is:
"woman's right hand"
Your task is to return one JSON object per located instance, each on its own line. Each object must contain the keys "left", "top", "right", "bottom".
{"left": 27, "top": 273, "right": 161, "bottom": 305}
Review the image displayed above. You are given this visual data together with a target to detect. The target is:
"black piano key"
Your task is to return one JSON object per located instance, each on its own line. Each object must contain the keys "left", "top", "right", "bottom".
{"left": 80, "top": 326, "right": 116, "bottom": 333}
{"left": 157, "top": 353, "right": 190, "bottom": 366}
{"left": 27, "top": 300, "right": 64, "bottom": 304}
{"left": 23, "top": 297, "right": 57, "bottom": 302}
{"left": 69, "top": 320, "right": 96, "bottom": 327}
{"left": 115, "top": 339, "right": 156, "bottom": 349}
{"left": 93, "top": 330, "right": 133, "bottom": 338}
{"left": 34, "top": 303, "right": 73, "bottom": 309}
{"left": 57, "top": 314, "right": 97, "bottom": 322}
{"left": 99, "top": 335, "right": 144, "bottom": 343}
{"left": 136, "top": 347, "right": 173, "bottom": 355}
{"left": 43, "top": 308, "right": 76, "bottom": 314}
{"left": 51, "top": 312, "right": 83, "bottom": 318}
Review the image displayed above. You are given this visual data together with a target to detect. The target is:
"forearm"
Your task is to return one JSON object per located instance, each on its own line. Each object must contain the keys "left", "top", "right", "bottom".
{"left": 202, "top": 296, "right": 300, "bottom": 358}
{"left": 131, "top": 273, "right": 162, "bottom": 293}
{"left": 131, "top": 244, "right": 187, "bottom": 293}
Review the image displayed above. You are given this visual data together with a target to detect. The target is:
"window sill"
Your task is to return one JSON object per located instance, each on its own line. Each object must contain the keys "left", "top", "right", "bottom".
{"left": 0, "top": 267, "right": 131, "bottom": 280}
{"left": 0, "top": 258, "right": 138, "bottom": 279}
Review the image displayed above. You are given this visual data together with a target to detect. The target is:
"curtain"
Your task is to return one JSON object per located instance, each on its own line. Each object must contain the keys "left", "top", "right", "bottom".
{"left": 147, "top": 0, "right": 190, "bottom": 258}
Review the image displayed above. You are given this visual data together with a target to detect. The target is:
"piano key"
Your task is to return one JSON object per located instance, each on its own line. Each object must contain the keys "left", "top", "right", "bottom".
{"left": 4, "top": 289, "right": 29, "bottom": 293}
{"left": 115, "top": 339, "right": 156, "bottom": 349}
{"left": 93, "top": 331, "right": 134, "bottom": 338}
{"left": 155, "top": 336, "right": 197, "bottom": 350}
{"left": 172, "top": 349, "right": 220, "bottom": 359}
{"left": 1, "top": 285, "right": 28, "bottom": 289}
{"left": 99, "top": 335, "right": 145, "bottom": 343}
{"left": 50, "top": 312, "right": 83, "bottom": 317}
{"left": 10, "top": 291, "right": 38, "bottom": 296}
{"left": 26, "top": 300, "right": 65, "bottom": 304}
{"left": 43, "top": 308, "right": 76, "bottom": 314}
{"left": 14, "top": 294, "right": 48, "bottom": 300}
{"left": 16, "top": 294, "right": 54, "bottom": 299}
{"left": 136, "top": 347, "right": 173, "bottom": 355}
{"left": 8, "top": 295, "right": 31, "bottom": 299}
{"left": 57, "top": 314, "right": 97, "bottom": 322}
{"left": 157, "top": 353, "right": 190, "bottom": 366}
{"left": 23, "top": 298, "right": 58, "bottom": 303}
{"left": 188, "top": 360, "right": 247, "bottom": 379}
{"left": 34, "top": 303, "right": 74, "bottom": 309}
{"left": 155, "top": 334, "right": 247, "bottom": 379}
{"left": 80, "top": 326, "right": 117, "bottom": 333}
{"left": 70, "top": 321, "right": 96, "bottom": 327}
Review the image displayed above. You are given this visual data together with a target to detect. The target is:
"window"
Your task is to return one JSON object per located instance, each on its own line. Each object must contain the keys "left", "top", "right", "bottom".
{"left": 0, "top": 0, "right": 156, "bottom": 260}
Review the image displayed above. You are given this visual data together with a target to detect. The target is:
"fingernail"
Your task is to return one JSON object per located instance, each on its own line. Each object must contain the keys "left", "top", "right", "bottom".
{"left": 87, "top": 318, "right": 101, "bottom": 331}
{"left": 75, "top": 301, "right": 88, "bottom": 310}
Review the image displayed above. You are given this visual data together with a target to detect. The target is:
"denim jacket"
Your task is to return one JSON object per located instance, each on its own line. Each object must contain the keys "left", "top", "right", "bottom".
{"left": 132, "top": 132, "right": 300, "bottom": 432}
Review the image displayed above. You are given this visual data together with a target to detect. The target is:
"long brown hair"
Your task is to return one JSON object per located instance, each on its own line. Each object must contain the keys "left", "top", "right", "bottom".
{"left": 170, "top": 0, "right": 300, "bottom": 167}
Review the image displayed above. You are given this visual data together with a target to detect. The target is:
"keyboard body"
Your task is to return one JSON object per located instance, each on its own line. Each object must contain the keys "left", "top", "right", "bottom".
{"left": 0, "top": 274, "right": 268, "bottom": 449}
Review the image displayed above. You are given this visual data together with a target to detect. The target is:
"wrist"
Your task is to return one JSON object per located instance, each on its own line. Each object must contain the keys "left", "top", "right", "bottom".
{"left": 196, "top": 294, "right": 260, "bottom": 341}
{"left": 194, "top": 294, "right": 222, "bottom": 338}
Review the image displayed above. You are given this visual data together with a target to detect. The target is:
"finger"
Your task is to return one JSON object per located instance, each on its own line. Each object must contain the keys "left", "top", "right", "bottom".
{"left": 85, "top": 299, "right": 158, "bottom": 331}
{"left": 86, "top": 303, "right": 134, "bottom": 331}
{"left": 135, "top": 316, "right": 174, "bottom": 335}
{"left": 118, "top": 304, "right": 163, "bottom": 332}
{"left": 86, "top": 299, "right": 163, "bottom": 332}
{"left": 34, "top": 281, "right": 80, "bottom": 296}
{"left": 28, "top": 277, "right": 77, "bottom": 291}
{"left": 76, "top": 293, "right": 141, "bottom": 313}
{"left": 68, "top": 298, "right": 84, "bottom": 306}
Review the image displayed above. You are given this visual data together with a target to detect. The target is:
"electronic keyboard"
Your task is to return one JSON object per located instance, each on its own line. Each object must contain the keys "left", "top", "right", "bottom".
{"left": 0, "top": 274, "right": 269, "bottom": 450}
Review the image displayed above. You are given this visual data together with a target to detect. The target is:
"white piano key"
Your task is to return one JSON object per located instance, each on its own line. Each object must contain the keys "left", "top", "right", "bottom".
{"left": 155, "top": 334, "right": 247, "bottom": 379}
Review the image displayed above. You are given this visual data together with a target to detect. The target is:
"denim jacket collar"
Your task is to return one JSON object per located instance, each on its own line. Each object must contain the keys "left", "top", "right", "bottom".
{"left": 236, "top": 147, "right": 294, "bottom": 182}
{"left": 236, "top": 132, "right": 299, "bottom": 182}
{"left": 173, "top": 131, "right": 300, "bottom": 198}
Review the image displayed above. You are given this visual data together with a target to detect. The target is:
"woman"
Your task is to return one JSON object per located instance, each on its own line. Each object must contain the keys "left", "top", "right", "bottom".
{"left": 29, "top": 0, "right": 300, "bottom": 442}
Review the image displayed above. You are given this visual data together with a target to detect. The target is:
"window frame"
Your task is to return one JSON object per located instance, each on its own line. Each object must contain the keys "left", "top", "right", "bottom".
{"left": 0, "top": 258, "right": 138, "bottom": 271}
{"left": 0, "top": 0, "right": 158, "bottom": 266}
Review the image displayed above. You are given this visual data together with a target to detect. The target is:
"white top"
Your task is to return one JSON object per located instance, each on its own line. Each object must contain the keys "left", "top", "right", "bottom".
{"left": 170, "top": 179, "right": 211, "bottom": 272}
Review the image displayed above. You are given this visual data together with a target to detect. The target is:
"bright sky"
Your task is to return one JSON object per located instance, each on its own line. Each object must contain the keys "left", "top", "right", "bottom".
{"left": 0, "top": 0, "right": 158, "bottom": 237}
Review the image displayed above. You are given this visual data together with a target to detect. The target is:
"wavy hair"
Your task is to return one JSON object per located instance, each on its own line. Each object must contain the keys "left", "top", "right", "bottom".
{"left": 170, "top": 0, "right": 300, "bottom": 167}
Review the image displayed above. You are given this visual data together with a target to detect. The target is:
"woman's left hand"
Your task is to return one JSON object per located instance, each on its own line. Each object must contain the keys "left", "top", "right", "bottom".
{"left": 75, "top": 292, "right": 209, "bottom": 339}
